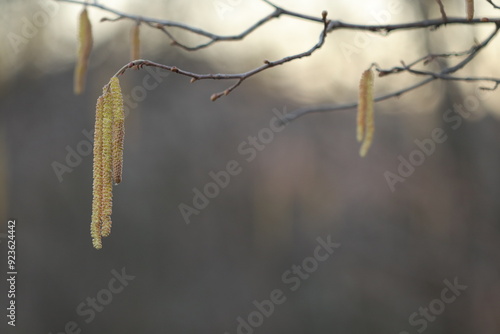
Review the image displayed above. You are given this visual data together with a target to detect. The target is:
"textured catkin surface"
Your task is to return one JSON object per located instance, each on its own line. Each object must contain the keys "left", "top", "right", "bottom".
{"left": 91, "top": 96, "right": 104, "bottom": 249}
{"left": 110, "top": 77, "right": 125, "bottom": 186}
{"left": 99, "top": 88, "right": 114, "bottom": 239}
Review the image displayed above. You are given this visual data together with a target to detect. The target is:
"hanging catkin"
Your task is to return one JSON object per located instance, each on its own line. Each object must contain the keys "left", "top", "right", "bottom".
{"left": 91, "top": 96, "right": 105, "bottom": 249}
{"left": 357, "top": 69, "right": 374, "bottom": 157}
{"left": 110, "top": 77, "right": 125, "bottom": 185}
{"left": 130, "top": 23, "right": 141, "bottom": 61}
{"left": 466, "top": 0, "right": 474, "bottom": 21}
{"left": 74, "top": 8, "right": 93, "bottom": 95}
{"left": 99, "top": 86, "right": 114, "bottom": 239}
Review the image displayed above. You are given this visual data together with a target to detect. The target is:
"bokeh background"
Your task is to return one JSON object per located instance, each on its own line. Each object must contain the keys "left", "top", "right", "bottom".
{"left": 1, "top": 0, "right": 500, "bottom": 333}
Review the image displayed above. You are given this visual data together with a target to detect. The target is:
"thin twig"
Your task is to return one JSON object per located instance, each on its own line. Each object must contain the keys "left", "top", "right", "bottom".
{"left": 59, "top": 0, "right": 500, "bottom": 119}
{"left": 377, "top": 49, "right": 479, "bottom": 77}
{"left": 112, "top": 17, "right": 330, "bottom": 101}
{"left": 282, "top": 78, "right": 436, "bottom": 123}
{"left": 284, "top": 25, "right": 500, "bottom": 122}
{"left": 327, "top": 17, "right": 500, "bottom": 34}
{"left": 435, "top": 0, "right": 448, "bottom": 22}
{"left": 487, "top": 0, "right": 500, "bottom": 10}
{"left": 56, "top": 0, "right": 323, "bottom": 50}
{"left": 57, "top": 0, "right": 500, "bottom": 50}
{"left": 152, "top": 8, "right": 284, "bottom": 51}
{"left": 377, "top": 25, "right": 499, "bottom": 77}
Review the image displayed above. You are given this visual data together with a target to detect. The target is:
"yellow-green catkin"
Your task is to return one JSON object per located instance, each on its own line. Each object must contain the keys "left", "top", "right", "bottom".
{"left": 91, "top": 96, "right": 104, "bottom": 249}
{"left": 110, "top": 77, "right": 125, "bottom": 185}
{"left": 356, "top": 72, "right": 367, "bottom": 143}
{"left": 99, "top": 86, "right": 114, "bottom": 238}
{"left": 74, "top": 8, "right": 93, "bottom": 95}
{"left": 90, "top": 77, "right": 126, "bottom": 247}
{"left": 357, "top": 69, "right": 374, "bottom": 157}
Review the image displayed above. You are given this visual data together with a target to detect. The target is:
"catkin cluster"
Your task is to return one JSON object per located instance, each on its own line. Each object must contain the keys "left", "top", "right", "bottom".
{"left": 357, "top": 69, "right": 375, "bottom": 157}
{"left": 91, "top": 77, "right": 125, "bottom": 249}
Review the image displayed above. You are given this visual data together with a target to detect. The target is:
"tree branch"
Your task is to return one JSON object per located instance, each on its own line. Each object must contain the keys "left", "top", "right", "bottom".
{"left": 435, "top": 0, "right": 447, "bottom": 22}
{"left": 56, "top": 0, "right": 325, "bottom": 51}
{"left": 152, "top": 8, "right": 285, "bottom": 51}
{"left": 282, "top": 78, "right": 436, "bottom": 123}
{"left": 112, "top": 17, "right": 330, "bottom": 101}
{"left": 487, "top": 0, "right": 500, "bottom": 10}
{"left": 57, "top": 0, "right": 500, "bottom": 50}
{"left": 58, "top": 0, "right": 500, "bottom": 120}
{"left": 327, "top": 17, "right": 500, "bottom": 34}
{"left": 284, "top": 24, "right": 500, "bottom": 122}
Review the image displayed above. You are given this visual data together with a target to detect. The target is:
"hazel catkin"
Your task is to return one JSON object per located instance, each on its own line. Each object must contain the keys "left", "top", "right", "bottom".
{"left": 74, "top": 8, "right": 93, "bottom": 95}
{"left": 90, "top": 77, "right": 125, "bottom": 248}
{"left": 130, "top": 23, "right": 141, "bottom": 61}
{"left": 357, "top": 69, "right": 375, "bottom": 157}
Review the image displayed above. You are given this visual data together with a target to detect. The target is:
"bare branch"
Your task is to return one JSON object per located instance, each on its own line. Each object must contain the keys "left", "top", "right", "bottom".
{"left": 57, "top": 0, "right": 500, "bottom": 50}
{"left": 487, "top": 0, "right": 500, "bottom": 10}
{"left": 56, "top": 0, "right": 323, "bottom": 51}
{"left": 377, "top": 49, "right": 478, "bottom": 77}
{"left": 152, "top": 8, "right": 285, "bottom": 51}
{"left": 56, "top": 0, "right": 236, "bottom": 40}
{"left": 435, "top": 0, "right": 448, "bottom": 22}
{"left": 327, "top": 17, "right": 500, "bottom": 34}
{"left": 282, "top": 78, "right": 436, "bottom": 123}
{"left": 378, "top": 25, "right": 499, "bottom": 76}
{"left": 284, "top": 25, "right": 500, "bottom": 122}
{"left": 58, "top": 0, "right": 500, "bottom": 121}
{"left": 113, "top": 18, "right": 330, "bottom": 101}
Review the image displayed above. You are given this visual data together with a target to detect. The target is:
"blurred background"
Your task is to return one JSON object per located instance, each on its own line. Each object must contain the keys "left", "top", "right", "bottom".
{"left": 1, "top": 0, "right": 500, "bottom": 333}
